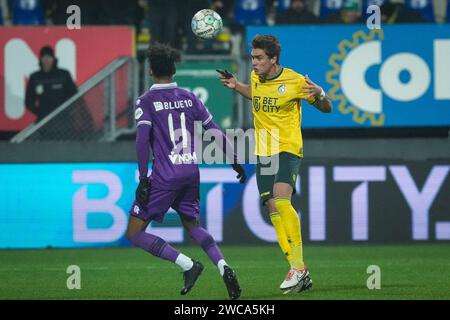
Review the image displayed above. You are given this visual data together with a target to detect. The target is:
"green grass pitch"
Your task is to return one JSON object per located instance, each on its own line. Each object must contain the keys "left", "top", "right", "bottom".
{"left": 1, "top": 244, "right": 449, "bottom": 300}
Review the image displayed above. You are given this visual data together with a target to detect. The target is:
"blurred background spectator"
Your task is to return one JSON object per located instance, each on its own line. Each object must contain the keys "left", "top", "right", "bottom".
{"left": 1, "top": 0, "right": 447, "bottom": 53}
{"left": 319, "top": 0, "right": 345, "bottom": 18}
{"left": 148, "top": 0, "right": 178, "bottom": 47}
{"left": 211, "top": 0, "right": 235, "bottom": 29}
{"left": 234, "top": 0, "right": 268, "bottom": 27}
{"left": 322, "top": 0, "right": 364, "bottom": 23}
{"left": 25, "top": 46, "right": 77, "bottom": 123}
{"left": 1, "top": 0, "right": 448, "bottom": 142}
{"left": 275, "top": 0, "right": 319, "bottom": 25}
{"left": 0, "top": 0, "right": 11, "bottom": 25}
{"left": 380, "top": 0, "right": 426, "bottom": 23}
{"left": 42, "top": 0, "right": 99, "bottom": 25}
{"left": 25, "top": 45, "right": 93, "bottom": 139}
{"left": 11, "top": 0, "right": 45, "bottom": 25}
{"left": 97, "top": 0, "right": 140, "bottom": 25}
{"left": 42, "top": 0, "right": 143, "bottom": 29}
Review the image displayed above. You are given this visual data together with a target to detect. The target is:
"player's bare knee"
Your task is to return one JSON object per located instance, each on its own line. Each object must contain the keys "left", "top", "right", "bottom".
{"left": 126, "top": 217, "right": 148, "bottom": 241}
{"left": 273, "top": 182, "right": 292, "bottom": 200}
{"left": 185, "top": 220, "right": 200, "bottom": 234}
{"left": 125, "top": 228, "right": 137, "bottom": 241}
{"left": 181, "top": 217, "right": 200, "bottom": 233}
{"left": 265, "top": 199, "right": 277, "bottom": 215}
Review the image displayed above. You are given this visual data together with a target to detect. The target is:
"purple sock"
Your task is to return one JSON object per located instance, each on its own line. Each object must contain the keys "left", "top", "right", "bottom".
{"left": 189, "top": 227, "right": 224, "bottom": 265}
{"left": 130, "top": 231, "right": 179, "bottom": 263}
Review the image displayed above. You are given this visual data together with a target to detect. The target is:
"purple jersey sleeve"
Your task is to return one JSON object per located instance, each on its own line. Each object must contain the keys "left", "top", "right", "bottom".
{"left": 193, "top": 95, "right": 213, "bottom": 126}
{"left": 194, "top": 95, "right": 239, "bottom": 164}
{"left": 134, "top": 97, "right": 152, "bottom": 179}
{"left": 135, "top": 97, "right": 152, "bottom": 127}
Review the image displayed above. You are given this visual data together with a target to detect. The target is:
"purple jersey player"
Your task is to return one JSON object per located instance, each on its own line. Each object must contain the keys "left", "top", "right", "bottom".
{"left": 125, "top": 43, "right": 246, "bottom": 300}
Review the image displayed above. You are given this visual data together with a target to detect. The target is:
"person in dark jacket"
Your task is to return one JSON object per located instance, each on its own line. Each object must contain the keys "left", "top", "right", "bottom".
{"left": 380, "top": 0, "right": 426, "bottom": 23}
{"left": 25, "top": 46, "right": 77, "bottom": 123}
{"left": 322, "top": 0, "right": 364, "bottom": 24}
{"left": 275, "top": 0, "right": 319, "bottom": 25}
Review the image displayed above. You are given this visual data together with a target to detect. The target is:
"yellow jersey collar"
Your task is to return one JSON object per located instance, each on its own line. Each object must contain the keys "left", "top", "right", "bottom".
{"left": 265, "top": 66, "right": 284, "bottom": 81}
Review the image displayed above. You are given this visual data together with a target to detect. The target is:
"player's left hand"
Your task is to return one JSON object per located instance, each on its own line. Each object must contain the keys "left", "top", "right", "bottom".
{"left": 232, "top": 164, "right": 247, "bottom": 184}
{"left": 303, "top": 75, "right": 323, "bottom": 98}
{"left": 136, "top": 177, "right": 150, "bottom": 207}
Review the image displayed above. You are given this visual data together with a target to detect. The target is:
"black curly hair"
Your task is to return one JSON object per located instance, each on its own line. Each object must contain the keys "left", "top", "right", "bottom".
{"left": 147, "top": 43, "right": 181, "bottom": 78}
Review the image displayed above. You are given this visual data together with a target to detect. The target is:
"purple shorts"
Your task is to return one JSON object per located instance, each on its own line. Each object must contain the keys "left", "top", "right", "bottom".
{"left": 129, "top": 184, "right": 200, "bottom": 223}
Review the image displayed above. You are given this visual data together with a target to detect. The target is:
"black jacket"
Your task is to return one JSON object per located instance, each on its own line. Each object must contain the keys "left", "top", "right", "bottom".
{"left": 25, "top": 67, "right": 77, "bottom": 122}
{"left": 275, "top": 9, "right": 319, "bottom": 25}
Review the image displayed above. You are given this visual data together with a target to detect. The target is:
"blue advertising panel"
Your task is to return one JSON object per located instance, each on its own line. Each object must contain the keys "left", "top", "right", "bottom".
{"left": 0, "top": 163, "right": 253, "bottom": 248}
{"left": 1, "top": 161, "right": 449, "bottom": 248}
{"left": 0, "top": 163, "right": 136, "bottom": 248}
{"left": 246, "top": 25, "right": 450, "bottom": 128}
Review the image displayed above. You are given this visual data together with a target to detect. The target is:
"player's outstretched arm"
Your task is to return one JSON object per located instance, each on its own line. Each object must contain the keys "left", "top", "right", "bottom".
{"left": 135, "top": 124, "right": 151, "bottom": 207}
{"left": 312, "top": 93, "right": 332, "bottom": 113}
{"left": 303, "top": 75, "right": 332, "bottom": 113}
{"left": 136, "top": 124, "right": 150, "bottom": 180}
{"left": 202, "top": 119, "right": 247, "bottom": 183}
{"left": 217, "top": 70, "right": 252, "bottom": 100}
{"left": 234, "top": 82, "right": 252, "bottom": 101}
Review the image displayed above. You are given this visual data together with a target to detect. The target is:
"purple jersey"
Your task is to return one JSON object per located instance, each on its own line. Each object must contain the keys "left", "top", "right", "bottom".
{"left": 134, "top": 82, "right": 212, "bottom": 190}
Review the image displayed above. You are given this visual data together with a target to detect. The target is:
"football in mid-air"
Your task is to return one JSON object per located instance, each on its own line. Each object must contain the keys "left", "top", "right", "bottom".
{"left": 191, "top": 9, "right": 223, "bottom": 39}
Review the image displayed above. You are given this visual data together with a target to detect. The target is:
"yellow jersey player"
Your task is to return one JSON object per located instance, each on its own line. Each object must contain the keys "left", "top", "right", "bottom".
{"left": 218, "top": 34, "right": 332, "bottom": 294}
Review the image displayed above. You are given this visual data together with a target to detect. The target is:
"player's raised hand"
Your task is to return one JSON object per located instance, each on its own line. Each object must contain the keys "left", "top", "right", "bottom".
{"left": 232, "top": 163, "right": 247, "bottom": 184}
{"left": 217, "top": 69, "right": 237, "bottom": 89}
{"left": 136, "top": 177, "right": 150, "bottom": 207}
{"left": 302, "top": 75, "right": 323, "bottom": 98}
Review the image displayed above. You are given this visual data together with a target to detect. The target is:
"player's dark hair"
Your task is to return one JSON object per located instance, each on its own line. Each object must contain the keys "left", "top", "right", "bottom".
{"left": 147, "top": 43, "right": 181, "bottom": 78}
{"left": 251, "top": 35, "right": 281, "bottom": 64}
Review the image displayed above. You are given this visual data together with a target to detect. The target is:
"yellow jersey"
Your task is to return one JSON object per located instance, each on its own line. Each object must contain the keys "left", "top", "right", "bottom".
{"left": 250, "top": 67, "right": 315, "bottom": 157}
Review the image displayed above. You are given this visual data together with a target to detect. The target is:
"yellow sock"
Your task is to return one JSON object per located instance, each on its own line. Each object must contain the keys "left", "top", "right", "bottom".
{"left": 269, "top": 212, "right": 292, "bottom": 264}
{"left": 274, "top": 198, "right": 305, "bottom": 270}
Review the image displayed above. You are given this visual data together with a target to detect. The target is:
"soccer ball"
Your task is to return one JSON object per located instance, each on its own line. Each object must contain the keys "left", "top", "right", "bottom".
{"left": 191, "top": 9, "right": 223, "bottom": 39}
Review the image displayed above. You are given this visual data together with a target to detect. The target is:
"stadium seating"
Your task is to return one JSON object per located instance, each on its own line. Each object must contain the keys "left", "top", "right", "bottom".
{"left": 448, "top": 0, "right": 450, "bottom": 22}
{"left": 276, "top": 0, "right": 292, "bottom": 12}
{"left": 363, "top": 0, "right": 435, "bottom": 22}
{"left": 234, "top": 0, "right": 267, "bottom": 25}
{"left": 320, "top": 0, "right": 345, "bottom": 17}
{"left": 405, "top": 0, "right": 434, "bottom": 22}
{"left": 11, "top": 0, "right": 45, "bottom": 25}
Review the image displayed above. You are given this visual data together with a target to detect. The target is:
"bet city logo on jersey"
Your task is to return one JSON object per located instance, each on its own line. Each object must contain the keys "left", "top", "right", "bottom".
{"left": 252, "top": 96, "right": 280, "bottom": 113}
{"left": 326, "top": 28, "right": 450, "bottom": 126}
